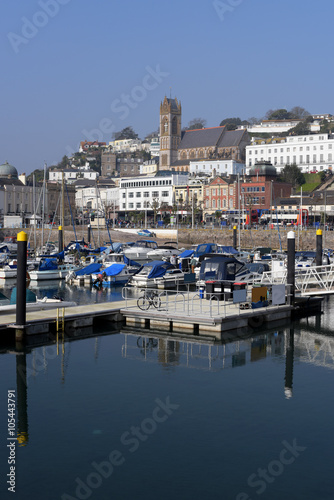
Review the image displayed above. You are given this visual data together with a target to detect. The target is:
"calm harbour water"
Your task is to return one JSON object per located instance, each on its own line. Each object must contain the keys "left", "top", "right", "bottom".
{"left": 1, "top": 282, "right": 334, "bottom": 499}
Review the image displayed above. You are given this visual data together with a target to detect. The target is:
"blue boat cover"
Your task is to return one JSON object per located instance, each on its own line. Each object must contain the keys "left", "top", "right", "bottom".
{"left": 178, "top": 249, "right": 194, "bottom": 259}
{"left": 39, "top": 258, "right": 58, "bottom": 271}
{"left": 103, "top": 263, "right": 126, "bottom": 276}
{"left": 141, "top": 260, "right": 173, "bottom": 279}
{"left": 111, "top": 242, "right": 123, "bottom": 253}
{"left": 220, "top": 246, "right": 238, "bottom": 255}
{"left": 123, "top": 255, "right": 141, "bottom": 267}
{"left": 75, "top": 263, "right": 101, "bottom": 276}
{"left": 194, "top": 243, "right": 218, "bottom": 257}
{"left": 295, "top": 251, "right": 316, "bottom": 258}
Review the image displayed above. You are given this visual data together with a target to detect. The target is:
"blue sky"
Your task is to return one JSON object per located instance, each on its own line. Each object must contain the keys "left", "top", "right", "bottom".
{"left": 1, "top": 0, "right": 333, "bottom": 174}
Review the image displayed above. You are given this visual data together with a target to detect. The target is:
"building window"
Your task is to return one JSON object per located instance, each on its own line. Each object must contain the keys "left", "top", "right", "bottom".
{"left": 136, "top": 203, "right": 141, "bottom": 209}
{"left": 136, "top": 192, "right": 141, "bottom": 198}
{"left": 152, "top": 191, "right": 159, "bottom": 197}
{"left": 129, "top": 192, "right": 134, "bottom": 198}
{"left": 162, "top": 191, "right": 169, "bottom": 197}
{"left": 129, "top": 203, "right": 134, "bottom": 209}
{"left": 122, "top": 203, "right": 126, "bottom": 209}
{"left": 144, "top": 192, "right": 149, "bottom": 198}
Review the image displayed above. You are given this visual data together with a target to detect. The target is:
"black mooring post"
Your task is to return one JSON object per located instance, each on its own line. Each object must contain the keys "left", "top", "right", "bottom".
{"left": 316, "top": 229, "right": 323, "bottom": 267}
{"left": 16, "top": 231, "right": 27, "bottom": 328}
{"left": 233, "top": 225, "right": 237, "bottom": 250}
{"left": 58, "top": 225, "right": 64, "bottom": 254}
{"left": 87, "top": 224, "right": 91, "bottom": 245}
{"left": 287, "top": 231, "right": 295, "bottom": 306}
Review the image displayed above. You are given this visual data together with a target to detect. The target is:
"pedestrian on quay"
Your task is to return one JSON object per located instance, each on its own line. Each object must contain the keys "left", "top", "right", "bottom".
{"left": 190, "top": 256, "right": 197, "bottom": 273}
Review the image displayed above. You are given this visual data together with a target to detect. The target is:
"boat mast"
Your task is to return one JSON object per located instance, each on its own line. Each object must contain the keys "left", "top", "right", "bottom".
{"left": 41, "top": 162, "right": 47, "bottom": 251}
{"left": 62, "top": 171, "right": 65, "bottom": 230}
{"left": 33, "top": 174, "right": 37, "bottom": 251}
{"left": 96, "top": 181, "right": 100, "bottom": 247}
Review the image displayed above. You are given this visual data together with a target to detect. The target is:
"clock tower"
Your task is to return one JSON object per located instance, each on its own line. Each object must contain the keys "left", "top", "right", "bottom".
{"left": 159, "top": 96, "right": 182, "bottom": 169}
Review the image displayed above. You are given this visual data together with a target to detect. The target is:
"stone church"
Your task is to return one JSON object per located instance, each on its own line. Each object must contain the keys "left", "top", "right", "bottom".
{"left": 159, "top": 96, "right": 250, "bottom": 172}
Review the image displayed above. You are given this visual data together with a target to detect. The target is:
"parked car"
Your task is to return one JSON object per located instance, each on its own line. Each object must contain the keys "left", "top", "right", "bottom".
{"left": 137, "top": 229, "right": 156, "bottom": 237}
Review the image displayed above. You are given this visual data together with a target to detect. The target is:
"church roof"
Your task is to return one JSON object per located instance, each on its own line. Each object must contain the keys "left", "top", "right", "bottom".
{"left": 166, "top": 98, "right": 179, "bottom": 111}
{"left": 178, "top": 127, "right": 225, "bottom": 150}
{"left": 217, "top": 129, "right": 247, "bottom": 148}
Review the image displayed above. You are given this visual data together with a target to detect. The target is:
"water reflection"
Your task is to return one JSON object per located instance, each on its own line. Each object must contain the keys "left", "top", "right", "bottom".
{"left": 16, "top": 353, "right": 29, "bottom": 446}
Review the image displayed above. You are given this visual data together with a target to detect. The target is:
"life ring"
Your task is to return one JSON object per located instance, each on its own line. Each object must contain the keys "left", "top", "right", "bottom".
{"left": 248, "top": 315, "right": 264, "bottom": 328}
{"left": 26, "top": 271, "right": 30, "bottom": 284}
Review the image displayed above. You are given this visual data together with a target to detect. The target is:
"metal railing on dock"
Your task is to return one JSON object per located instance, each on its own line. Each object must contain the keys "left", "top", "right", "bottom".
{"left": 122, "top": 285, "right": 287, "bottom": 319}
{"left": 253, "top": 263, "right": 334, "bottom": 295}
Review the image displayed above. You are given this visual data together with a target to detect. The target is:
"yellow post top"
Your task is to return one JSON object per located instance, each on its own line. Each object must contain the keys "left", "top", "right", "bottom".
{"left": 316, "top": 229, "right": 322, "bottom": 236}
{"left": 233, "top": 226, "right": 237, "bottom": 230}
{"left": 17, "top": 231, "right": 27, "bottom": 242}
{"left": 58, "top": 226, "right": 63, "bottom": 231}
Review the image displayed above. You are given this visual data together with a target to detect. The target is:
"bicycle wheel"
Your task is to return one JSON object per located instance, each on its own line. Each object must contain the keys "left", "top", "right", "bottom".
{"left": 137, "top": 296, "right": 150, "bottom": 310}
{"left": 152, "top": 296, "right": 161, "bottom": 309}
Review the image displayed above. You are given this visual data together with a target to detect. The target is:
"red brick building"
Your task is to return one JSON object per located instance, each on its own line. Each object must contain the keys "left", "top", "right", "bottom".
{"left": 239, "top": 162, "right": 292, "bottom": 211}
{"left": 203, "top": 176, "right": 237, "bottom": 216}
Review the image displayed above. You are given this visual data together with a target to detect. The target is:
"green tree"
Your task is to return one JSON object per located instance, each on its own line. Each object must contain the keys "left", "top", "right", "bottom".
{"left": 186, "top": 118, "right": 207, "bottom": 130}
{"left": 279, "top": 163, "right": 305, "bottom": 187}
{"left": 267, "top": 109, "right": 292, "bottom": 120}
{"left": 289, "top": 106, "right": 310, "bottom": 119}
{"left": 214, "top": 210, "right": 222, "bottom": 223}
{"left": 220, "top": 117, "right": 248, "bottom": 130}
{"left": 26, "top": 168, "right": 45, "bottom": 184}
{"left": 288, "top": 119, "right": 312, "bottom": 136}
{"left": 58, "top": 155, "right": 69, "bottom": 169}
{"left": 113, "top": 127, "right": 138, "bottom": 140}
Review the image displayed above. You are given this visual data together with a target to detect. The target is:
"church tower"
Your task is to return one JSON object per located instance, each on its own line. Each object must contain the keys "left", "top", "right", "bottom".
{"left": 159, "top": 96, "right": 182, "bottom": 169}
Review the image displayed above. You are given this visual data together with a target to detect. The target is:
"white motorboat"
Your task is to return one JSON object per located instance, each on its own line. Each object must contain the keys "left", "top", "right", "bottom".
{"left": 123, "top": 240, "right": 159, "bottom": 263}
{"left": 92, "top": 262, "right": 138, "bottom": 286}
{"left": 29, "top": 258, "right": 82, "bottom": 281}
{"left": 128, "top": 260, "right": 185, "bottom": 289}
{"left": 0, "top": 236, "right": 17, "bottom": 254}
{"left": 146, "top": 245, "right": 181, "bottom": 261}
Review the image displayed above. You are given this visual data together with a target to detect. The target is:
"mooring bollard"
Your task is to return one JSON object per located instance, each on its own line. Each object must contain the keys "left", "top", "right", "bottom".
{"left": 16, "top": 231, "right": 27, "bottom": 329}
{"left": 316, "top": 229, "right": 322, "bottom": 267}
{"left": 233, "top": 225, "right": 237, "bottom": 250}
{"left": 287, "top": 231, "right": 295, "bottom": 306}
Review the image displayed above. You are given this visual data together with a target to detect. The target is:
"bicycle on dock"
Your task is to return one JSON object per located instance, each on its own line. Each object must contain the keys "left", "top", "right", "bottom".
{"left": 137, "top": 290, "right": 161, "bottom": 311}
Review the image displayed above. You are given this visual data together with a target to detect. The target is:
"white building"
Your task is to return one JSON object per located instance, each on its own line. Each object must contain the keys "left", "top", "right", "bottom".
{"left": 246, "top": 133, "right": 334, "bottom": 173}
{"left": 150, "top": 137, "right": 160, "bottom": 157}
{"left": 119, "top": 172, "right": 188, "bottom": 212}
{"left": 49, "top": 168, "right": 99, "bottom": 183}
{"left": 239, "top": 119, "right": 320, "bottom": 135}
{"left": 140, "top": 159, "right": 159, "bottom": 175}
{"left": 189, "top": 159, "right": 245, "bottom": 177}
